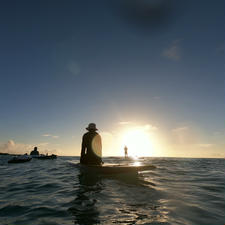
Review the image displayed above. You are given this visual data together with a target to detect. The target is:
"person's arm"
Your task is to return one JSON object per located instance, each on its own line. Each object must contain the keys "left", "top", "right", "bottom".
{"left": 81, "top": 147, "right": 85, "bottom": 156}
{"left": 80, "top": 135, "right": 86, "bottom": 163}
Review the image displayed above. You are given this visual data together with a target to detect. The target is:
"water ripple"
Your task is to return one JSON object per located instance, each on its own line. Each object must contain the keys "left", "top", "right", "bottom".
{"left": 0, "top": 156, "right": 224, "bottom": 225}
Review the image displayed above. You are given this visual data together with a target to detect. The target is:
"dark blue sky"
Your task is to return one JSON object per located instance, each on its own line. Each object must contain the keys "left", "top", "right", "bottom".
{"left": 0, "top": 0, "right": 224, "bottom": 156}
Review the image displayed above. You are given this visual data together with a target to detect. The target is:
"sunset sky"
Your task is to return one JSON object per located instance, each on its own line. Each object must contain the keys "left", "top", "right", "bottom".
{"left": 0, "top": 0, "right": 224, "bottom": 157}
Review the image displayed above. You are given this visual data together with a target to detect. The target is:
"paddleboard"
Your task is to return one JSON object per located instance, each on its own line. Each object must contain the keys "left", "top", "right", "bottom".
{"left": 78, "top": 163, "right": 156, "bottom": 174}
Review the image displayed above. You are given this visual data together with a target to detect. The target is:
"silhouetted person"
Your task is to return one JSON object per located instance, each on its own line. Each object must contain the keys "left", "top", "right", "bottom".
{"left": 80, "top": 123, "right": 102, "bottom": 165}
{"left": 124, "top": 146, "right": 128, "bottom": 158}
{"left": 30, "top": 147, "right": 39, "bottom": 156}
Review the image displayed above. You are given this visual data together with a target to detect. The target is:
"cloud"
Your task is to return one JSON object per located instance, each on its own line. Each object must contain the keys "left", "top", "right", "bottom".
{"left": 162, "top": 40, "right": 181, "bottom": 61}
{"left": 119, "top": 122, "right": 158, "bottom": 132}
{"left": 67, "top": 61, "right": 80, "bottom": 75}
{"left": 143, "top": 124, "right": 158, "bottom": 131}
{"left": 118, "top": 121, "right": 158, "bottom": 131}
{"left": 38, "top": 142, "right": 49, "bottom": 147}
{"left": 0, "top": 140, "right": 60, "bottom": 155}
{"left": 0, "top": 140, "right": 32, "bottom": 154}
{"left": 198, "top": 144, "right": 213, "bottom": 148}
{"left": 42, "top": 134, "right": 59, "bottom": 139}
{"left": 118, "top": 121, "right": 135, "bottom": 125}
{"left": 172, "top": 126, "right": 189, "bottom": 132}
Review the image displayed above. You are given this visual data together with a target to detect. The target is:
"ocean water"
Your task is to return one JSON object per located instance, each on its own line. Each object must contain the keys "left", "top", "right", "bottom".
{"left": 0, "top": 156, "right": 224, "bottom": 225}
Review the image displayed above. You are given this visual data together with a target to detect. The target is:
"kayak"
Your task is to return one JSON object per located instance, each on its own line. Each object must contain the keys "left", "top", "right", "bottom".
{"left": 32, "top": 154, "right": 57, "bottom": 159}
{"left": 78, "top": 163, "right": 156, "bottom": 174}
{"left": 8, "top": 156, "right": 32, "bottom": 163}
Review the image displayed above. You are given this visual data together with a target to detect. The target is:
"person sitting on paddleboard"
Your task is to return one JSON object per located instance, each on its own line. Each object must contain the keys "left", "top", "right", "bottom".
{"left": 80, "top": 123, "right": 102, "bottom": 165}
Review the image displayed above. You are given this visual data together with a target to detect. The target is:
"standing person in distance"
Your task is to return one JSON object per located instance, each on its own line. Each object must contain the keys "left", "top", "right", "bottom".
{"left": 124, "top": 145, "right": 128, "bottom": 158}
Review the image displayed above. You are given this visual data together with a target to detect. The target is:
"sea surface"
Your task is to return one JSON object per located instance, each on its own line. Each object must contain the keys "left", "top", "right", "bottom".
{"left": 0, "top": 156, "right": 224, "bottom": 225}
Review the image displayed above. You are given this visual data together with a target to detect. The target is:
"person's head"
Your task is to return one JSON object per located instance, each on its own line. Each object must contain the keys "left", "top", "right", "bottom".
{"left": 34, "top": 147, "right": 38, "bottom": 151}
{"left": 86, "top": 123, "right": 98, "bottom": 132}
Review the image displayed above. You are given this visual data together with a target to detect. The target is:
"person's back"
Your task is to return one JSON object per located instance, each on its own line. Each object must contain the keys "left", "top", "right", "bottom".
{"left": 30, "top": 147, "right": 39, "bottom": 156}
{"left": 80, "top": 123, "right": 102, "bottom": 165}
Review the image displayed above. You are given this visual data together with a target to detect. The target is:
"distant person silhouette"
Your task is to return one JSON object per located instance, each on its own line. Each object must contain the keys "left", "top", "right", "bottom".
{"left": 124, "top": 146, "right": 128, "bottom": 158}
{"left": 30, "top": 147, "right": 39, "bottom": 156}
{"left": 80, "top": 123, "right": 102, "bottom": 165}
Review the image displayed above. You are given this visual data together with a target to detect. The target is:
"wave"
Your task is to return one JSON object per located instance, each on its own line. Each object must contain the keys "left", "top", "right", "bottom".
{"left": 0, "top": 156, "right": 224, "bottom": 225}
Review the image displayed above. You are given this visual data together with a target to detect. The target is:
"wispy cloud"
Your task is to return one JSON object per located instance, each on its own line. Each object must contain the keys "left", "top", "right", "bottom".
{"left": 198, "top": 143, "right": 213, "bottom": 148}
{"left": 162, "top": 40, "right": 181, "bottom": 61}
{"left": 118, "top": 121, "right": 135, "bottom": 125}
{"left": 143, "top": 124, "right": 158, "bottom": 131}
{"left": 172, "top": 126, "right": 189, "bottom": 132}
{"left": 118, "top": 121, "right": 158, "bottom": 131}
{"left": 42, "top": 134, "right": 59, "bottom": 139}
{"left": 38, "top": 142, "right": 49, "bottom": 146}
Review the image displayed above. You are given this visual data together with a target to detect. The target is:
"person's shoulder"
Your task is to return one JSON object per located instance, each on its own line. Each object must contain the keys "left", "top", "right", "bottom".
{"left": 82, "top": 132, "right": 89, "bottom": 138}
{"left": 94, "top": 132, "right": 101, "bottom": 137}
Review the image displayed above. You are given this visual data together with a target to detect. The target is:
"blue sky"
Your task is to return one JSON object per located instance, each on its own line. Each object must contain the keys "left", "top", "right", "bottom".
{"left": 0, "top": 0, "right": 224, "bottom": 157}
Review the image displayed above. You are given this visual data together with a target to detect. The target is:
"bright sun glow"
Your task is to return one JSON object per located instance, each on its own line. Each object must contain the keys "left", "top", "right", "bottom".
{"left": 121, "top": 128, "right": 153, "bottom": 157}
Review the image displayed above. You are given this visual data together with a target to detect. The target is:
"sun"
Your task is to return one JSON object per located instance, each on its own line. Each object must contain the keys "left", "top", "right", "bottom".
{"left": 121, "top": 128, "right": 153, "bottom": 157}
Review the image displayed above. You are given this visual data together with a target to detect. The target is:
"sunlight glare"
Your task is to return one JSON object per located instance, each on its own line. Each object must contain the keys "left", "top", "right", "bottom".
{"left": 121, "top": 128, "right": 153, "bottom": 157}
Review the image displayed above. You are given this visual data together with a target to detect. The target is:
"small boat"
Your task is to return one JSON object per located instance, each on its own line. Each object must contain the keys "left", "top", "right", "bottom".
{"left": 34, "top": 154, "right": 57, "bottom": 160}
{"left": 8, "top": 155, "right": 32, "bottom": 163}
